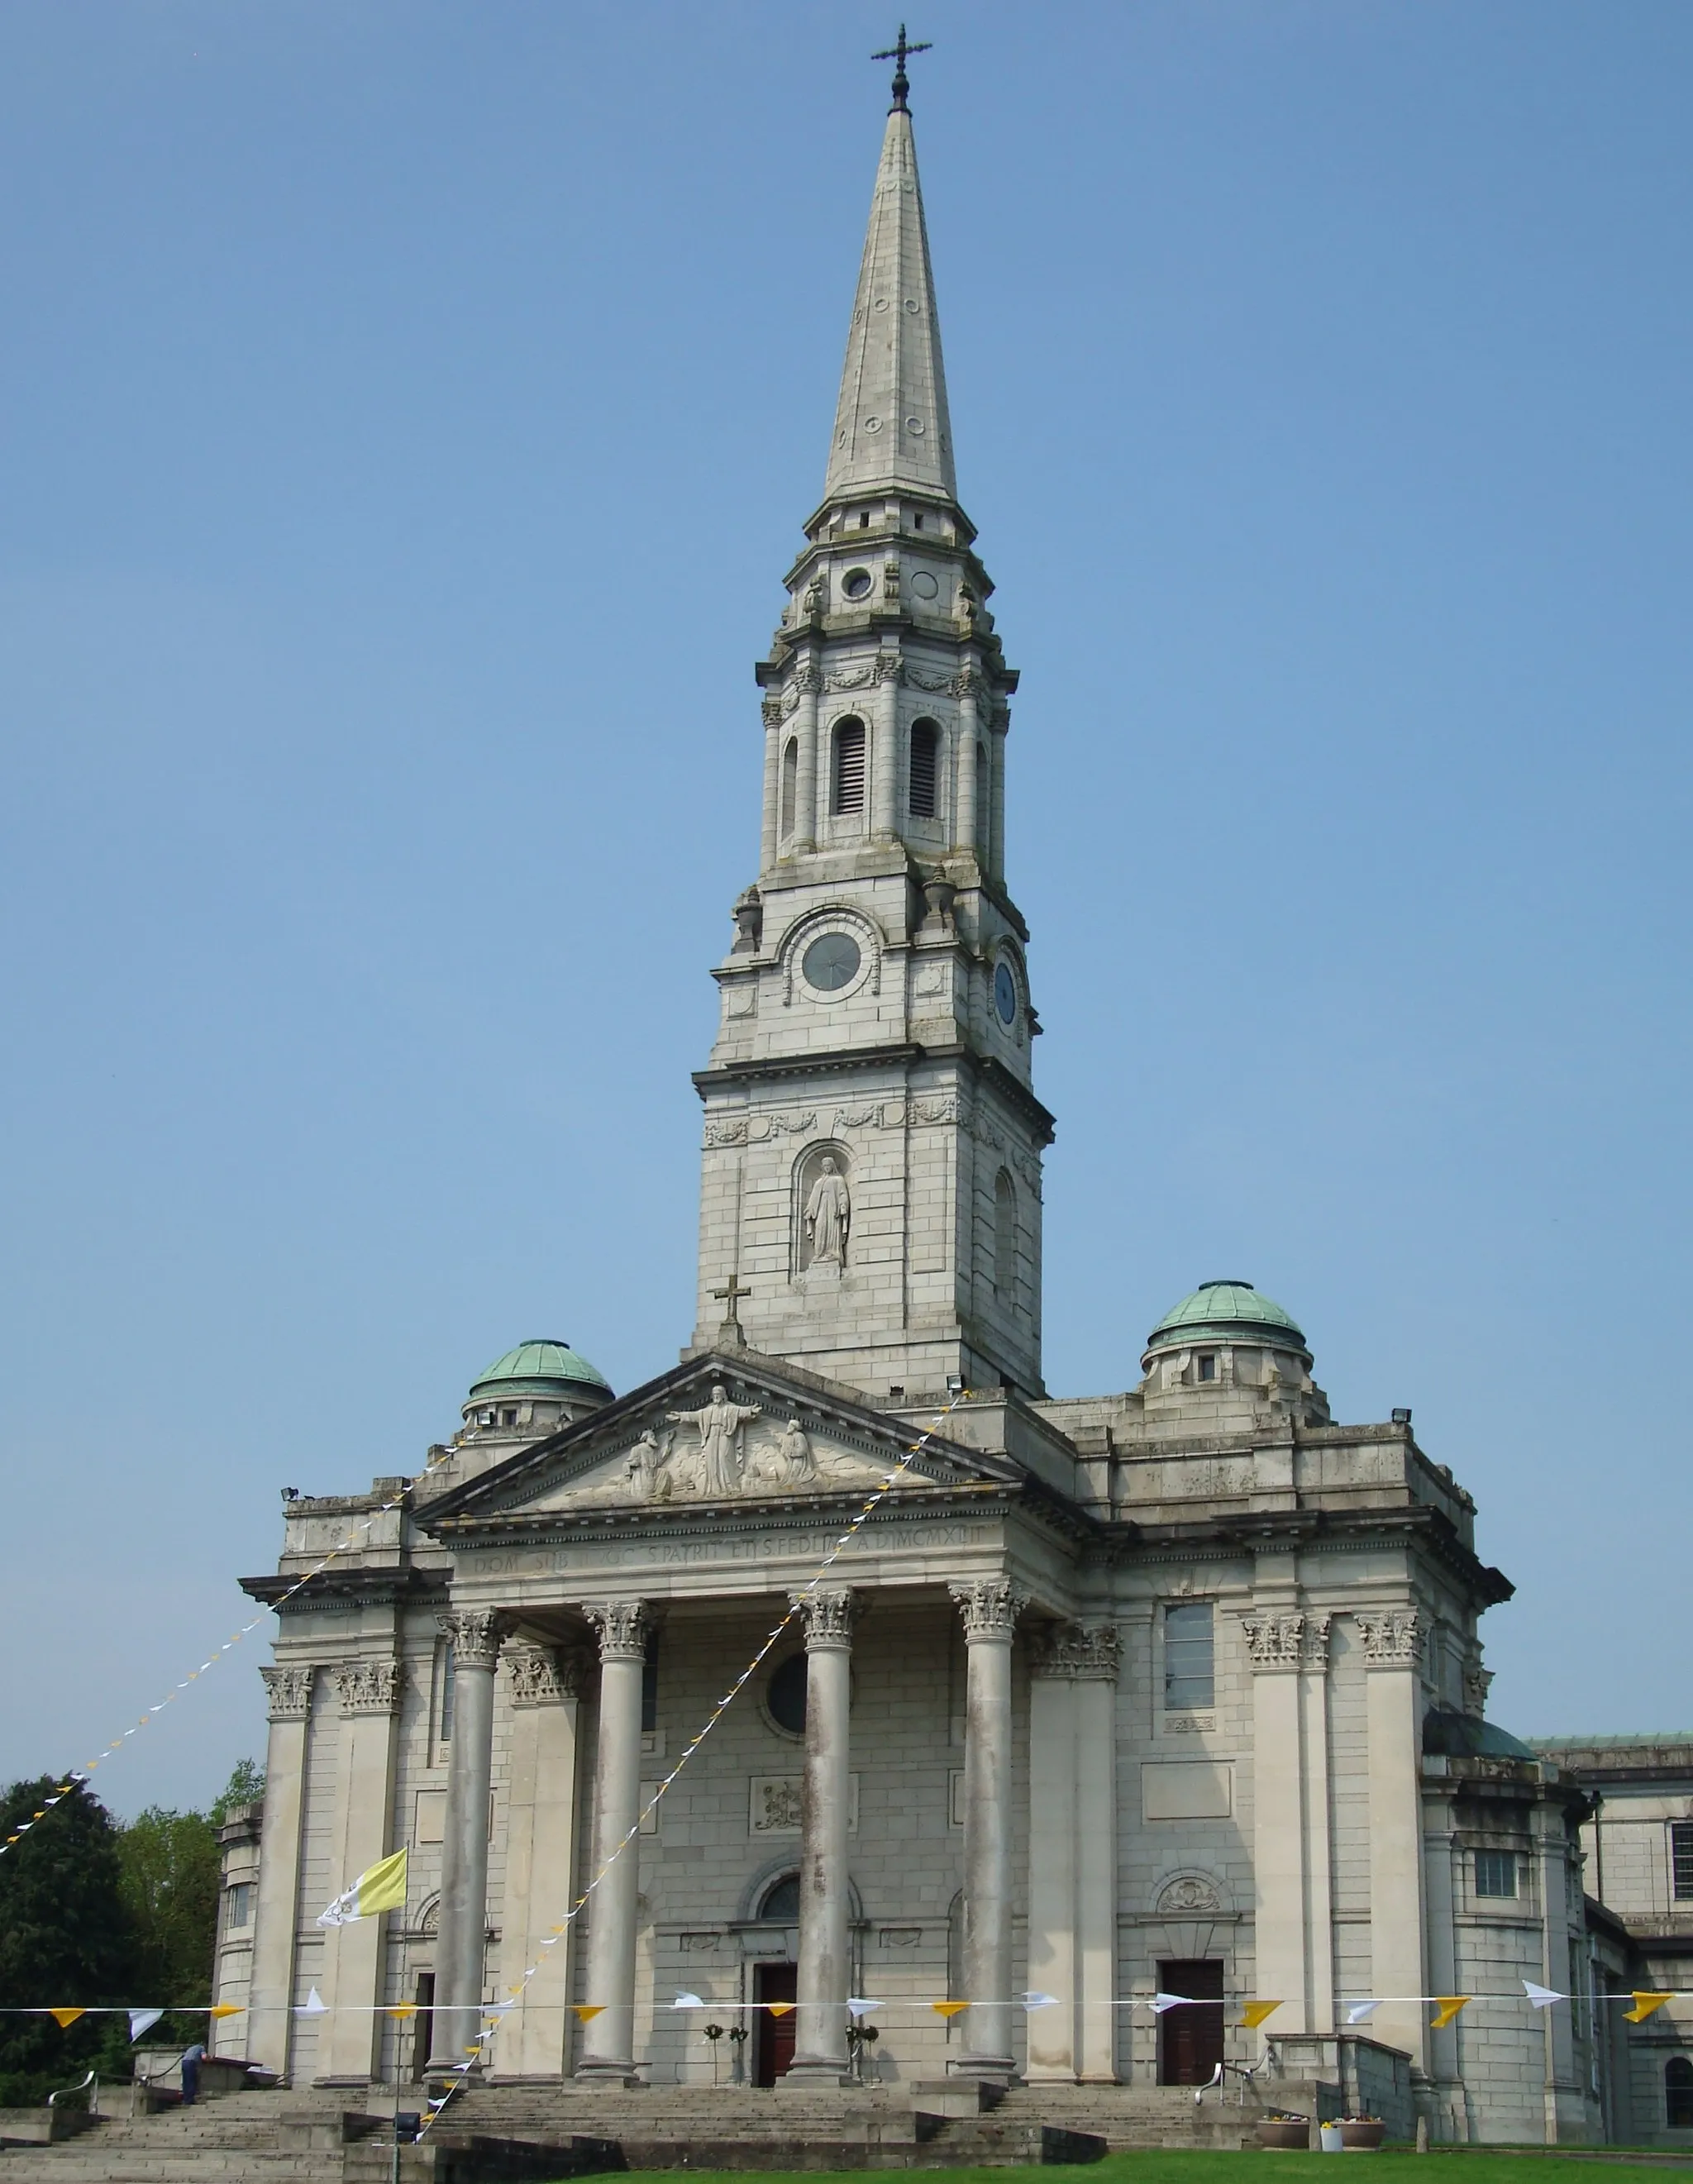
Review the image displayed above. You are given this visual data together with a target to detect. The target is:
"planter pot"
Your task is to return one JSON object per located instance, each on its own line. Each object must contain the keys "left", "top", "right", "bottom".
{"left": 1256, "top": 2120, "right": 1312, "bottom": 2150}
{"left": 1339, "top": 2121, "right": 1386, "bottom": 2151}
{"left": 1319, "top": 2124, "right": 1345, "bottom": 2153}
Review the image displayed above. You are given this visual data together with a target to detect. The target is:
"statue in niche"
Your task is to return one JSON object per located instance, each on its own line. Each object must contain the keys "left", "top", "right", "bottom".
{"left": 666, "top": 1384, "right": 762, "bottom": 1496}
{"left": 804, "top": 1155, "right": 851, "bottom": 1267}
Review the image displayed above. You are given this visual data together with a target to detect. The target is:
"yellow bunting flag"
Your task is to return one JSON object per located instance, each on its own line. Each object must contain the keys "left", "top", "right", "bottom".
{"left": 1431, "top": 1997, "right": 1471, "bottom": 2029}
{"left": 766, "top": 2002, "right": 795, "bottom": 2018}
{"left": 572, "top": 2005, "right": 604, "bottom": 2023}
{"left": 48, "top": 2009, "right": 87, "bottom": 2029}
{"left": 1626, "top": 1993, "right": 1673, "bottom": 2023}
{"left": 1241, "top": 2000, "right": 1282, "bottom": 2029}
{"left": 386, "top": 2006, "right": 417, "bottom": 2021}
{"left": 932, "top": 2000, "right": 970, "bottom": 2019}
{"left": 208, "top": 2004, "right": 244, "bottom": 2019}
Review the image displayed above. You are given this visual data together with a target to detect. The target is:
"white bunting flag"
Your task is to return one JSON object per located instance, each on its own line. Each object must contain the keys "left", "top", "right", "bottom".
{"left": 1524, "top": 1982, "right": 1565, "bottom": 2010}
{"left": 1021, "top": 1991, "right": 1060, "bottom": 2010}
{"left": 1345, "top": 2000, "right": 1381, "bottom": 2024}
{"left": 670, "top": 1992, "right": 705, "bottom": 2010}
{"left": 846, "top": 1997, "right": 885, "bottom": 2017}
{"left": 128, "top": 2009, "right": 164, "bottom": 2041}
{"left": 1152, "top": 1992, "right": 1192, "bottom": 2014}
{"left": 297, "top": 1987, "right": 328, "bottom": 2016}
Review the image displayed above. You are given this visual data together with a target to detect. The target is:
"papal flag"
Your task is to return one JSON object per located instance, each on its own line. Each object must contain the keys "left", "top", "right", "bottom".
{"left": 317, "top": 1847, "right": 408, "bottom": 1929}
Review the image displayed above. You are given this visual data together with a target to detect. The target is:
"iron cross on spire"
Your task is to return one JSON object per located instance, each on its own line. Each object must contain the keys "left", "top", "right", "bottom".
{"left": 873, "top": 24, "right": 932, "bottom": 112}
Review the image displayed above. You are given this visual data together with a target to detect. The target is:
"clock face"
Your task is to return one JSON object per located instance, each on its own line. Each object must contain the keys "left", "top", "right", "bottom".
{"left": 804, "top": 932, "right": 862, "bottom": 993}
{"left": 994, "top": 961, "right": 1017, "bottom": 1025}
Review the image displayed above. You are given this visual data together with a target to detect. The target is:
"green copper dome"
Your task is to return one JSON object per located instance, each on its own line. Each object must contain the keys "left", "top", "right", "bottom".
{"left": 467, "top": 1339, "right": 611, "bottom": 1402}
{"left": 1146, "top": 1280, "right": 1307, "bottom": 1352}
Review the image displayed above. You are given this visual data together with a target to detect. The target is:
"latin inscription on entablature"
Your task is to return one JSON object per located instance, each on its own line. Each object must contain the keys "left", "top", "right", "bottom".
{"left": 456, "top": 1519, "right": 999, "bottom": 1584}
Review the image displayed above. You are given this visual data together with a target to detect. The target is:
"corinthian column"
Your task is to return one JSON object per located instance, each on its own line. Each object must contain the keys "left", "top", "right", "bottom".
{"left": 575, "top": 1600, "right": 650, "bottom": 2082}
{"left": 784, "top": 1589, "right": 856, "bottom": 2086}
{"left": 426, "top": 1609, "right": 507, "bottom": 2077}
{"left": 951, "top": 1577, "right": 1026, "bottom": 2081}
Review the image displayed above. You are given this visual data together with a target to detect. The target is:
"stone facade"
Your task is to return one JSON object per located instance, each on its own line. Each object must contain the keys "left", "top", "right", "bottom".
{"left": 216, "top": 86, "right": 1659, "bottom": 2149}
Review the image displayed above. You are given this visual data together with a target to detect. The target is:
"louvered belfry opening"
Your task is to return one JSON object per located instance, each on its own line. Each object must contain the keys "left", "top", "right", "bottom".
{"left": 832, "top": 717, "right": 866, "bottom": 814}
{"left": 908, "top": 718, "right": 939, "bottom": 818}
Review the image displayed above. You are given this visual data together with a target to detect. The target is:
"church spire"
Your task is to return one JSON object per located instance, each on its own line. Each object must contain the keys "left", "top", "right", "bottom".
{"left": 823, "top": 89, "right": 956, "bottom": 506}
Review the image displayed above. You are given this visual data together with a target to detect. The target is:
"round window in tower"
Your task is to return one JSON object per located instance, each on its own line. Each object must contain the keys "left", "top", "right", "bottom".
{"left": 994, "top": 961, "right": 1018, "bottom": 1025}
{"left": 804, "top": 932, "right": 862, "bottom": 993}
{"left": 767, "top": 1653, "right": 808, "bottom": 1735}
{"left": 842, "top": 567, "right": 873, "bottom": 601}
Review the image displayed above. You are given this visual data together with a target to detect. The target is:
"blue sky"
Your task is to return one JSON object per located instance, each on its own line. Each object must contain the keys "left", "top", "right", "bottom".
{"left": 1, "top": 2, "right": 1688, "bottom": 1815}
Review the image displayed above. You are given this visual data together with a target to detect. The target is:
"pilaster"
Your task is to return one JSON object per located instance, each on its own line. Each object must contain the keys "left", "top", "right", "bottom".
{"left": 498, "top": 1647, "right": 588, "bottom": 2081}
{"left": 1027, "top": 1623, "right": 1120, "bottom": 2081}
{"left": 318, "top": 1657, "right": 405, "bottom": 2082}
{"left": 1357, "top": 1609, "right": 1428, "bottom": 2070}
{"left": 249, "top": 1664, "right": 314, "bottom": 2080}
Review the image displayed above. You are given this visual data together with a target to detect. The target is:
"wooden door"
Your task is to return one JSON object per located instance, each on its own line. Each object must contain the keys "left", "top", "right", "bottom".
{"left": 1156, "top": 1958, "right": 1224, "bottom": 2086}
{"left": 410, "top": 1973, "right": 436, "bottom": 2083}
{"left": 753, "top": 1962, "right": 798, "bottom": 2086}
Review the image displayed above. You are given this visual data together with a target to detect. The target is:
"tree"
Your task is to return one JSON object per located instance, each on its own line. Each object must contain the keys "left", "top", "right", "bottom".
{"left": 116, "top": 1807, "right": 221, "bottom": 2009}
{"left": 210, "top": 1759, "right": 264, "bottom": 1825}
{"left": 0, "top": 1776, "right": 142, "bottom": 2105}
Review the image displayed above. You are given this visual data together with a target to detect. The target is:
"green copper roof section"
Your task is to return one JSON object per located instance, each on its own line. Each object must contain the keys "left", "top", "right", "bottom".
{"left": 467, "top": 1339, "right": 611, "bottom": 1401}
{"left": 1146, "top": 1279, "right": 1307, "bottom": 1351}
{"left": 1424, "top": 1711, "right": 1541, "bottom": 1762}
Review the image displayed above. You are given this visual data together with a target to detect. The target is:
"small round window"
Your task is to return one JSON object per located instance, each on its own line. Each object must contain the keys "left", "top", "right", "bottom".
{"left": 767, "top": 1654, "right": 808, "bottom": 1735}
{"left": 804, "top": 932, "right": 861, "bottom": 992}
{"left": 994, "top": 961, "right": 1017, "bottom": 1025}
{"left": 842, "top": 567, "right": 873, "bottom": 601}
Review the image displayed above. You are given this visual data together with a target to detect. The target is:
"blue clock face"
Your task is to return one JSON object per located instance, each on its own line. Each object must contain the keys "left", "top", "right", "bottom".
{"left": 994, "top": 962, "right": 1017, "bottom": 1025}
{"left": 804, "top": 932, "right": 861, "bottom": 992}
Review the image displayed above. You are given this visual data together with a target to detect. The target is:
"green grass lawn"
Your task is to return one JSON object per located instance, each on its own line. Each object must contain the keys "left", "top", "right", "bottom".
{"left": 539, "top": 2157, "right": 1691, "bottom": 2184}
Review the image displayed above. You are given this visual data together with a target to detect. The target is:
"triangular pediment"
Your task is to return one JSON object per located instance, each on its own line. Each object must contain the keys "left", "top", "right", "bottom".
{"left": 419, "top": 1351, "right": 1019, "bottom": 1532}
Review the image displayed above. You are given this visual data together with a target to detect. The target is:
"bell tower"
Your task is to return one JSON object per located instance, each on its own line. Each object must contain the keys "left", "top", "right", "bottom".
{"left": 691, "top": 65, "right": 1052, "bottom": 1402}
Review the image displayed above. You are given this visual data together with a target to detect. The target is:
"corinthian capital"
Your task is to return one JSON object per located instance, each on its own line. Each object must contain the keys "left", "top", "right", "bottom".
{"left": 260, "top": 1664, "right": 314, "bottom": 1721}
{"left": 791, "top": 1587, "right": 856, "bottom": 1650}
{"left": 505, "top": 1645, "right": 586, "bottom": 1708}
{"left": 583, "top": 1600, "right": 651, "bottom": 1662}
{"left": 1029, "top": 1621, "right": 1120, "bottom": 1681}
{"left": 950, "top": 1576, "right": 1028, "bottom": 1642}
{"left": 332, "top": 1659, "right": 405, "bottom": 1715}
{"left": 1356, "top": 1609, "right": 1424, "bottom": 1669}
{"left": 438, "top": 1608, "right": 509, "bottom": 1672}
{"left": 1241, "top": 1612, "right": 1304, "bottom": 1671}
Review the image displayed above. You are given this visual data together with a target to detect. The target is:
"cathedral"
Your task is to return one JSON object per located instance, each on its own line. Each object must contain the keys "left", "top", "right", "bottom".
{"left": 209, "top": 64, "right": 1687, "bottom": 2150}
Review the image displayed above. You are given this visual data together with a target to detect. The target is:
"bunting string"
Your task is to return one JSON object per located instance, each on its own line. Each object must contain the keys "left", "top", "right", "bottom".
{"left": 2, "top": 1448, "right": 466, "bottom": 1857}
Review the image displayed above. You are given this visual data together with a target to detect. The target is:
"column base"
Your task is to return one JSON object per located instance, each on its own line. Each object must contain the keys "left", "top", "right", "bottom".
{"left": 573, "top": 2063, "right": 644, "bottom": 2086}
{"left": 778, "top": 2062, "right": 856, "bottom": 2089}
{"left": 953, "top": 2055, "right": 1015, "bottom": 2087}
{"left": 909, "top": 2077, "right": 1009, "bottom": 2114}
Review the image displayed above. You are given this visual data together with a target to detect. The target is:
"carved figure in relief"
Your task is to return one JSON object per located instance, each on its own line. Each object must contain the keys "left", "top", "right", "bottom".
{"left": 804, "top": 1156, "right": 851, "bottom": 1266}
{"left": 667, "top": 1384, "right": 762, "bottom": 1496}
{"left": 776, "top": 1419, "right": 818, "bottom": 1485}
{"left": 627, "top": 1428, "right": 674, "bottom": 1500}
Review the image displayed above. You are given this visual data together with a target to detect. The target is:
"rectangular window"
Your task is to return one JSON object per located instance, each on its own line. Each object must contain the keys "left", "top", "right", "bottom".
{"left": 1476, "top": 1848, "right": 1518, "bottom": 1898}
{"left": 1196, "top": 1353, "right": 1216, "bottom": 1382}
{"left": 436, "top": 1641, "right": 455, "bottom": 1748}
{"left": 1164, "top": 1601, "right": 1214, "bottom": 1710}
{"left": 1672, "top": 1823, "right": 1693, "bottom": 1901}
{"left": 223, "top": 1881, "right": 253, "bottom": 1930}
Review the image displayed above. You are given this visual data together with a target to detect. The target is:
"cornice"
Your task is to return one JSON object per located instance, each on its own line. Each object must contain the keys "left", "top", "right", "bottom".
{"left": 241, "top": 1566, "right": 446, "bottom": 1616}
{"left": 692, "top": 1041, "right": 1053, "bottom": 1145}
{"left": 1089, "top": 1504, "right": 1514, "bottom": 1605}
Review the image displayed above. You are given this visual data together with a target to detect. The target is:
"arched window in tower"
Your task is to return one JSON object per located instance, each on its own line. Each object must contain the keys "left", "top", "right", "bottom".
{"left": 994, "top": 1168, "right": 1017, "bottom": 1302}
{"left": 908, "top": 718, "right": 940, "bottom": 818}
{"left": 832, "top": 718, "right": 866, "bottom": 816}
{"left": 780, "top": 737, "right": 798, "bottom": 839}
{"left": 975, "top": 740, "right": 989, "bottom": 848}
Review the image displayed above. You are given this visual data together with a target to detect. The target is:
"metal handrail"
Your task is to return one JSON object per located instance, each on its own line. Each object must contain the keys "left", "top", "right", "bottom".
{"left": 1195, "top": 2058, "right": 1262, "bottom": 2106}
{"left": 47, "top": 2071, "right": 96, "bottom": 2108}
